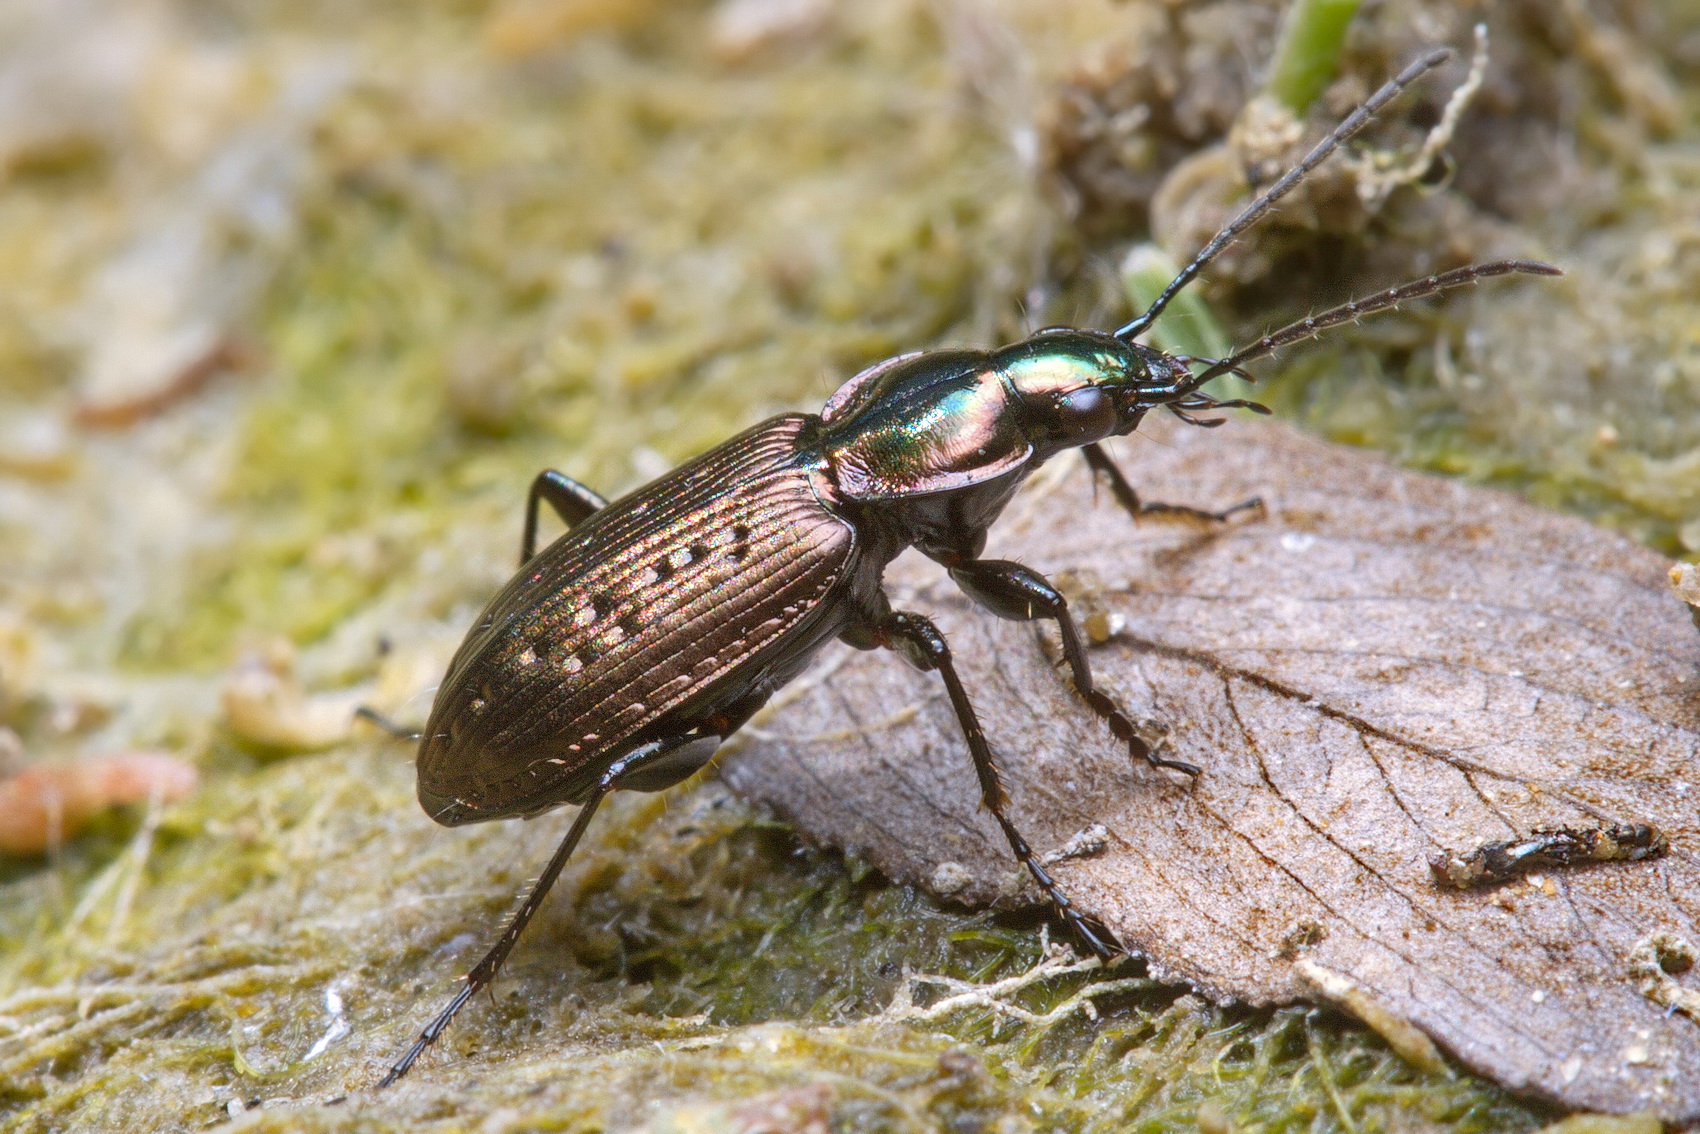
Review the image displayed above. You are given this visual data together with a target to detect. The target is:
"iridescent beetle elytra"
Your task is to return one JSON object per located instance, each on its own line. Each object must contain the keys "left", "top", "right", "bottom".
{"left": 376, "top": 46, "right": 1559, "bottom": 1085}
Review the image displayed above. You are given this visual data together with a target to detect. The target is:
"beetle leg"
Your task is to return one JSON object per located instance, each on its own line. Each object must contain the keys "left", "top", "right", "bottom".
{"left": 354, "top": 705, "right": 422, "bottom": 742}
{"left": 380, "top": 738, "right": 664, "bottom": 1087}
{"left": 521, "top": 470, "right": 610, "bottom": 565}
{"left": 946, "top": 558, "right": 1199, "bottom": 778}
{"left": 1081, "top": 442, "right": 1262, "bottom": 525}
{"left": 870, "top": 609, "right": 1120, "bottom": 960}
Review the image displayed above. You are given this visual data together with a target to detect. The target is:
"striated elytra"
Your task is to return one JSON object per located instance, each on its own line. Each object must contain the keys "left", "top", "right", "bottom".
{"left": 377, "top": 46, "right": 1560, "bottom": 1086}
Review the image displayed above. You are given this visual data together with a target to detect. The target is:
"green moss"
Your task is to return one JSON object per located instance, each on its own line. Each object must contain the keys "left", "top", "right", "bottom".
{"left": 117, "top": 5, "right": 1017, "bottom": 671}
{"left": 0, "top": 763, "right": 1541, "bottom": 1131}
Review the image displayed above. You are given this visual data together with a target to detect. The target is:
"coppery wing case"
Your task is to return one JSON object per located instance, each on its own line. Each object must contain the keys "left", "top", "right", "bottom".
{"left": 419, "top": 415, "right": 857, "bottom": 819}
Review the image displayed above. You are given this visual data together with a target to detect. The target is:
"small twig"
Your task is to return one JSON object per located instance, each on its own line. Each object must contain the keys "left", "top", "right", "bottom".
{"left": 882, "top": 940, "right": 1151, "bottom": 1032}
{"left": 1344, "top": 24, "right": 1489, "bottom": 209}
{"left": 72, "top": 338, "right": 256, "bottom": 429}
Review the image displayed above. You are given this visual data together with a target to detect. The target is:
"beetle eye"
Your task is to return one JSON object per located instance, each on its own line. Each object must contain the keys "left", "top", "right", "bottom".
{"left": 1055, "top": 386, "right": 1117, "bottom": 444}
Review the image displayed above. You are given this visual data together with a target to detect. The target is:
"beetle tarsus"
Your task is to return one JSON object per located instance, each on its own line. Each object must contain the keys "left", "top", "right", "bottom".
{"left": 1081, "top": 444, "right": 1263, "bottom": 526}
{"left": 945, "top": 558, "right": 1205, "bottom": 779}
{"left": 377, "top": 983, "right": 476, "bottom": 1088}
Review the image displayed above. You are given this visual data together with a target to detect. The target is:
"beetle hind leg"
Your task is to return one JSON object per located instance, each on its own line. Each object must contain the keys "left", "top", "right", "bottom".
{"left": 870, "top": 609, "right": 1121, "bottom": 960}
{"left": 1082, "top": 442, "right": 1262, "bottom": 525}
{"left": 379, "top": 736, "right": 684, "bottom": 1087}
{"left": 354, "top": 705, "right": 422, "bottom": 742}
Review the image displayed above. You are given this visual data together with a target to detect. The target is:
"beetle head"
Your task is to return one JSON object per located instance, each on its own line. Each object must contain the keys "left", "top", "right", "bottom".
{"left": 996, "top": 328, "right": 1231, "bottom": 457}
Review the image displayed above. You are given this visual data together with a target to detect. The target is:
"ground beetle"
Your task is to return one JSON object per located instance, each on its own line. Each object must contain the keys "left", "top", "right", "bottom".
{"left": 376, "top": 47, "right": 1559, "bottom": 1085}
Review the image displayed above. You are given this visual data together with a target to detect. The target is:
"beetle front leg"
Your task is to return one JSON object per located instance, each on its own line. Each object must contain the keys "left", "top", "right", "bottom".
{"left": 521, "top": 470, "right": 610, "bottom": 565}
{"left": 946, "top": 558, "right": 1199, "bottom": 777}
{"left": 1081, "top": 443, "right": 1262, "bottom": 525}
{"left": 870, "top": 609, "right": 1120, "bottom": 960}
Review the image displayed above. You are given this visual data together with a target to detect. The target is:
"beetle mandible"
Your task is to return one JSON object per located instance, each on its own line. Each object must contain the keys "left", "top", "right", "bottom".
{"left": 377, "top": 47, "right": 1559, "bottom": 1085}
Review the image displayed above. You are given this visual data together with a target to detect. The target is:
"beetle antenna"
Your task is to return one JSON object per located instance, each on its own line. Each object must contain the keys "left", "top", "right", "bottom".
{"left": 1114, "top": 47, "right": 1453, "bottom": 344}
{"left": 1178, "top": 259, "right": 1562, "bottom": 390}
{"left": 1171, "top": 355, "right": 1258, "bottom": 385}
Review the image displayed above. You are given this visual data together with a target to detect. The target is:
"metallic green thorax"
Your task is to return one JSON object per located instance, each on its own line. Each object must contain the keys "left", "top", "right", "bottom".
{"left": 817, "top": 329, "right": 1189, "bottom": 502}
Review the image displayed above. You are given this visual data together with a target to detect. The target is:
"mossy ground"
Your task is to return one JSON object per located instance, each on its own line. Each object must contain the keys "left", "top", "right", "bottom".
{"left": 0, "top": 1, "right": 1694, "bottom": 1130}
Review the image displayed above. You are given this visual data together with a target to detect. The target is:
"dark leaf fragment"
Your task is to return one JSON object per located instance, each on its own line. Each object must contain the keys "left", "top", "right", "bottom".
{"left": 723, "top": 418, "right": 1700, "bottom": 1120}
{"left": 1429, "top": 824, "right": 1669, "bottom": 890}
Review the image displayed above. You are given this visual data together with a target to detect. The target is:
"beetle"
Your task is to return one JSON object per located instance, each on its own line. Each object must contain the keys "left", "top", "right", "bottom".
{"left": 376, "top": 46, "right": 1559, "bottom": 1085}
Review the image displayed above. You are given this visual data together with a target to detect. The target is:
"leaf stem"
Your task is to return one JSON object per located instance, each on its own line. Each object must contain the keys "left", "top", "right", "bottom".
{"left": 1265, "top": 0, "right": 1362, "bottom": 113}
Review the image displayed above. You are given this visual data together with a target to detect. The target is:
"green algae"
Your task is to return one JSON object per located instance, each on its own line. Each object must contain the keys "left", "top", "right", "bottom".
{"left": 1, "top": 0, "right": 1695, "bottom": 1131}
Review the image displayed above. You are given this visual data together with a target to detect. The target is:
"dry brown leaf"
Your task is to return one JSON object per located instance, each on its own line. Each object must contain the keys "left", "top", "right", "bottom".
{"left": 722, "top": 417, "right": 1700, "bottom": 1120}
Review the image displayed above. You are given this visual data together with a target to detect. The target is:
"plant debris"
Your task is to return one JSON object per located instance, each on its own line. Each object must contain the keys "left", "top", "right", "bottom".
{"left": 1429, "top": 824, "right": 1670, "bottom": 890}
